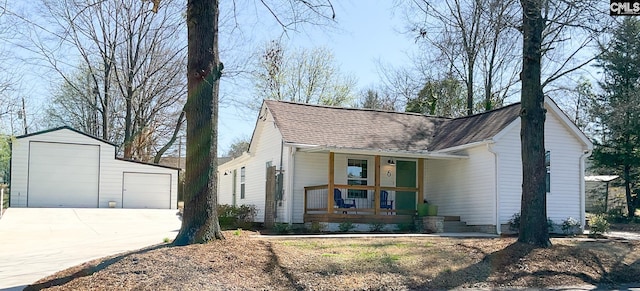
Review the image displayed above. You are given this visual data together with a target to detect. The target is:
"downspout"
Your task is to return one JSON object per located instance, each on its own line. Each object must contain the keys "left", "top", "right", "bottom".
{"left": 287, "top": 146, "right": 296, "bottom": 224}
{"left": 580, "top": 149, "right": 592, "bottom": 231}
{"left": 275, "top": 140, "right": 284, "bottom": 220}
{"left": 488, "top": 143, "right": 501, "bottom": 235}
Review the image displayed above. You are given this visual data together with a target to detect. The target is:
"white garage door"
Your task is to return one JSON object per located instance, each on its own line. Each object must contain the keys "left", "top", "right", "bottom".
{"left": 122, "top": 172, "right": 171, "bottom": 209}
{"left": 28, "top": 142, "right": 100, "bottom": 207}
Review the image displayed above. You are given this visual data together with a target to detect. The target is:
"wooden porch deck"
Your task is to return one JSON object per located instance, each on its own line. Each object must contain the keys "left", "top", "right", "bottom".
{"left": 304, "top": 213, "right": 416, "bottom": 224}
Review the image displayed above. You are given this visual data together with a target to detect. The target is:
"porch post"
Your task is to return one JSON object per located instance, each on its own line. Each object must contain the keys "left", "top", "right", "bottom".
{"left": 328, "top": 152, "right": 335, "bottom": 213}
{"left": 374, "top": 155, "right": 381, "bottom": 215}
{"left": 418, "top": 158, "right": 425, "bottom": 205}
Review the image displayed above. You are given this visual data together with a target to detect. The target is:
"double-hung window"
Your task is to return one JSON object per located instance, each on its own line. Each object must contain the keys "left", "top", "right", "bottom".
{"left": 240, "top": 166, "right": 246, "bottom": 199}
{"left": 347, "top": 159, "right": 368, "bottom": 199}
{"left": 545, "top": 151, "right": 550, "bottom": 193}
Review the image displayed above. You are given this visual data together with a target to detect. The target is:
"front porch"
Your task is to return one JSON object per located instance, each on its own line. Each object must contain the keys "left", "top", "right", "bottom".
{"left": 304, "top": 184, "right": 419, "bottom": 224}
{"left": 302, "top": 153, "right": 426, "bottom": 224}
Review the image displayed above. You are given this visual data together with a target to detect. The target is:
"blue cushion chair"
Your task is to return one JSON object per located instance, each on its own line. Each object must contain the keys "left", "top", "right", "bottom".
{"left": 333, "top": 189, "right": 356, "bottom": 213}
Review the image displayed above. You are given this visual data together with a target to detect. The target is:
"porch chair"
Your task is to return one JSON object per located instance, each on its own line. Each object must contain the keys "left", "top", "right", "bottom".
{"left": 380, "top": 190, "right": 394, "bottom": 214}
{"left": 333, "top": 189, "right": 356, "bottom": 213}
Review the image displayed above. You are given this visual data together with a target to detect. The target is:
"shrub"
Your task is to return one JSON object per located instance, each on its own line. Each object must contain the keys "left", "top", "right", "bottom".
{"left": 547, "top": 218, "right": 556, "bottom": 232}
{"left": 338, "top": 222, "right": 356, "bottom": 232}
{"left": 508, "top": 212, "right": 554, "bottom": 233}
{"left": 273, "top": 223, "right": 291, "bottom": 234}
{"left": 589, "top": 214, "right": 610, "bottom": 238}
{"left": 508, "top": 213, "right": 520, "bottom": 232}
{"left": 605, "top": 209, "right": 628, "bottom": 223}
{"left": 561, "top": 217, "right": 581, "bottom": 235}
{"left": 396, "top": 222, "right": 416, "bottom": 232}
{"left": 216, "top": 204, "right": 257, "bottom": 229}
{"left": 369, "top": 222, "right": 385, "bottom": 232}
{"left": 308, "top": 221, "right": 327, "bottom": 233}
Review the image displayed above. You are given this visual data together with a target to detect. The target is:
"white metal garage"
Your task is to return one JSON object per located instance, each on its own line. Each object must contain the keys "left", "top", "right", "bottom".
{"left": 10, "top": 127, "right": 179, "bottom": 209}
{"left": 122, "top": 172, "right": 171, "bottom": 209}
{"left": 28, "top": 142, "right": 100, "bottom": 207}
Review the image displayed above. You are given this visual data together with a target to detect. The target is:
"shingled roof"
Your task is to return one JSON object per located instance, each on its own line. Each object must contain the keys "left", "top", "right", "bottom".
{"left": 429, "top": 103, "right": 521, "bottom": 150}
{"left": 263, "top": 100, "right": 521, "bottom": 153}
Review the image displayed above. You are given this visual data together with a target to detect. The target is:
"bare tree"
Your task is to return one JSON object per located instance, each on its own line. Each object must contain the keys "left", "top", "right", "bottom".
{"left": 0, "top": 3, "right": 25, "bottom": 134}
{"left": 406, "top": 75, "right": 467, "bottom": 117}
{"left": 407, "top": 0, "right": 520, "bottom": 115}
{"left": 111, "top": 0, "right": 186, "bottom": 159}
{"left": 252, "top": 39, "right": 355, "bottom": 109}
{"left": 44, "top": 68, "right": 102, "bottom": 136}
{"left": 34, "top": 0, "right": 120, "bottom": 141}
{"left": 479, "top": 0, "right": 520, "bottom": 110}
{"left": 33, "top": 0, "right": 186, "bottom": 160}
{"left": 376, "top": 60, "right": 423, "bottom": 109}
{"left": 225, "top": 136, "right": 250, "bottom": 159}
{"left": 357, "top": 88, "right": 399, "bottom": 111}
{"left": 174, "top": 0, "right": 336, "bottom": 245}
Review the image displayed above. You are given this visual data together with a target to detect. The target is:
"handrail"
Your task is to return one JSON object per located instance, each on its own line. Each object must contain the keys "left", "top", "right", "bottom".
{"left": 304, "top": 184, "right": 418, "bottom": 192}
{"left": 304, "top": 185, "right": 329, "bottom": 191}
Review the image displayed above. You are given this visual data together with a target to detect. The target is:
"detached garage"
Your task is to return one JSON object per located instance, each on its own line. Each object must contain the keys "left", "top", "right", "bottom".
{"left": 10, "top": 126, "right": 179, "bottom": 209}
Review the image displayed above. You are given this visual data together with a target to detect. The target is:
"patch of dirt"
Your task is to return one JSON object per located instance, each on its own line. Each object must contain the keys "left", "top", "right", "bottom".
{"left": 27, "top": 232, "right": 640, "bottom": 290}
{"left": 611, "top": 223, "right": 640, "bottom": 232}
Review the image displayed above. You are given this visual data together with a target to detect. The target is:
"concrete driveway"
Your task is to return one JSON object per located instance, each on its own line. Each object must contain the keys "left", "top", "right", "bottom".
{"left": 0, "top": 208, "right": 181, "bottom": 290}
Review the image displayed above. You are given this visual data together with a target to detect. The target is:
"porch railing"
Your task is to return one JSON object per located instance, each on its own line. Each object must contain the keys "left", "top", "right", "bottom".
{"left": 304, "top": 184, "right": 419, "bottom": 216}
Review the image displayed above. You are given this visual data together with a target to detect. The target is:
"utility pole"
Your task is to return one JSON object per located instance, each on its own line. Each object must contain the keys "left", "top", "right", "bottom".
{"left": 21, "top": 97, "right": 27, "bottom": 135}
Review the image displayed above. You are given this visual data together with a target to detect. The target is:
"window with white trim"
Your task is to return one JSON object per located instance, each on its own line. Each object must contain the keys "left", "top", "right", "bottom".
{"left": 545, "top": 151, "right": 550, "bottom": 193}
{"left": 240, "top": 166, "right": 246, "bottom": 199}
{"left": 347, "top": 159, "right": 368, "bottom": 199}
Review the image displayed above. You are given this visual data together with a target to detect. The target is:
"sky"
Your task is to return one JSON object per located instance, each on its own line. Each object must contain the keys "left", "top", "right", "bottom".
{"left": 217, "top": 0, "right": 418, "bottom": 154}
{"left": 0, "top": 0, "right": 419, "bottom": 157}
{"left": 0, "top": 1, "right": 607, "bottom": 157}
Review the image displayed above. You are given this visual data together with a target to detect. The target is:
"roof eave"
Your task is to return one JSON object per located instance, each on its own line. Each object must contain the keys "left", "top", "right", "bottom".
{"left": 289, "top": 144, "right": 468, "bottom": 159}
{"left": 432, "top": 139, "right": 494, "bottom": 154}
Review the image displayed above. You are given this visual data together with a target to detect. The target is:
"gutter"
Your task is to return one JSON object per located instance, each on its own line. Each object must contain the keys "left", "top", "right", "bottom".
{"left": 579, "top": 149, "right": 592, "bottom": 230}
{"left": 432, "top": 140, "right": 492, "bottom": 154}
{"left": 289, "top": 145, "right": 468, "bottom": 159}
{"left": 487, "top": 142, "right": 501, "bottom": 235}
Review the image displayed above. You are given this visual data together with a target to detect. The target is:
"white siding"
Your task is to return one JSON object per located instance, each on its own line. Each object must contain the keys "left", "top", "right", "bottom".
{"left": 218, "top": 108, "right": 288, "bottom": 223}
{"left": 493, "top": 110, "right": 586, "bottom": 224}
{"left": 10, "top": 129, "right": 107, "bottom": 207}
{"left": 10, "top": 128, "right": 178, "bottom": 209}
{"left": 217, "top": 166, "right": 236, "bottom": 206}
{"left": 425, "top": 146, "right": 495, "bottom": 225}
{"left": 95, "top": 159, "right": 178, "bottom": 209}
{"left": 292, "top": 151, "right": 328, "bottom": 223}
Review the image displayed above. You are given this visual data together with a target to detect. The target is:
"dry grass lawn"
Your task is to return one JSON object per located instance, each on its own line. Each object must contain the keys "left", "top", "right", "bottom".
{"left": 27, "top": 231, "right": 640, "bottom": 290}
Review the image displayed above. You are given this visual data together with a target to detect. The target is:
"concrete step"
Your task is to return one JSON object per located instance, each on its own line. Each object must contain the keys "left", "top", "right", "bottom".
{"left": 443, "top": 221, "right": 475, "bottom": 232}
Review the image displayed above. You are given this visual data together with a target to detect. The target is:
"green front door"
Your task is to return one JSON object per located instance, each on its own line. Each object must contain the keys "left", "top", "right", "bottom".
{"left": 396, "top": 160, "right": 417, "bottom": 215}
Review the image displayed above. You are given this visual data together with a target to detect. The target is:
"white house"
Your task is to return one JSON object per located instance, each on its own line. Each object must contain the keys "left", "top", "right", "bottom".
{"left": 217, "top": 97, "right": 593, "bottom": 233}
{"left": 10, "top": 126, "right": 179, "bottom": 209}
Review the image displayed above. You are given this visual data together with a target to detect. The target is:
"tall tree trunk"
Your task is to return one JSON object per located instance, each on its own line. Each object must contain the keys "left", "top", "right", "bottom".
{"left": 467, "top": 62, "right": 474, "bottom": 115}
{"left": 102, "top": 87, "right": 109, "bottom": 141}
{"left": 518, "top": 0, "right": 550, "bottom": 247}
{"left": 173, "top": 0, "right": 224, "bottom": 245}
{"left": 153, "top": 111, "right": 185, "bottom": 164}
{"left": 124, "top": 94, "right": 133, "bottom": 159}
{"left": 624, "top": 164, "right": 635, "bottom": 218}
